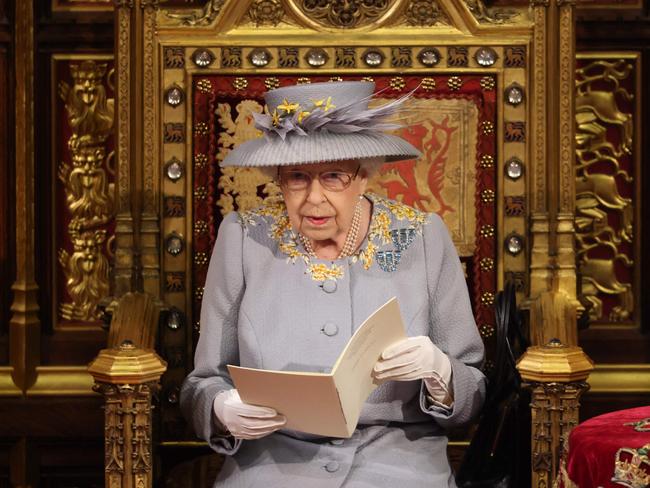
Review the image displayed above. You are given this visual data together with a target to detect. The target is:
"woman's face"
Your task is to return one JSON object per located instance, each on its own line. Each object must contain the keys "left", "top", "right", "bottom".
{"left": 279, "top": 160, "right": 369, "bottom": 243}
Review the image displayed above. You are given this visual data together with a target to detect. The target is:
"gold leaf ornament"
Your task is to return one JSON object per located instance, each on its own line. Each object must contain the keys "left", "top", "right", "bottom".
{"left": 277, "top": 98, "right": 300, "bottom": 114}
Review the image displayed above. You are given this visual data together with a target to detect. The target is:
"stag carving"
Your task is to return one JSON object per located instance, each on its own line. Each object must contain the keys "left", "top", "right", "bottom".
{"left": 576, "top": 60, "right": 634, "bottom": 155}
{"left": 575, "top": 58, "right": 635, "bottom": 323}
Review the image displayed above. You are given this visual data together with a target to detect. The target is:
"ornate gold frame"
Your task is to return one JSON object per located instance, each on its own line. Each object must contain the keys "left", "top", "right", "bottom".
{"left": 50, "top": 53, "right": 115, "bottom": 331}
{"left": 143, "top": 1, "right": 536, "bottom": 335}
{"left": 96, "top": 0, "right": 597, "bottom": 485}
{"left": 52, "top": 0, "right": 113, "bottom": 12}
{"left": 574, "top": 51, "right": 641, "bottom": 328}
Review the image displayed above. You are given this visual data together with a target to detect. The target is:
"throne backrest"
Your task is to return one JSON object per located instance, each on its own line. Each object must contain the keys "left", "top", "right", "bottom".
{"left": 122, "top": 0, "right": 537, "bottom": 460}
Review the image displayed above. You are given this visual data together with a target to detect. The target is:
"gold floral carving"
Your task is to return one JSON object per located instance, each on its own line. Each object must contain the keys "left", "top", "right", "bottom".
{"left": 143, "top": 5, "right": 156, "bottom": 214}
{"left": 531, "top": 6, "right": 547, "bottom": 214}
{"left": 163, "top": 0, "right": 225, "bottom": 26}
{"left": 558, "top": 5, "right": 574, "bottom": 213}
{"left": 405, "top": 0, "right": 450, "bottom": 26}
{"left": 463, "top": 0, "right": 519, "bottom": 23}
{"left": 112, "top": 0, "right": 135, "bottom": 299}
{"left": 575, "top": 59, "right": 635, "bottom": 322}
{"left": 294, "top": 0, "right": 394, "bottom": 28}
{"left": 247, "top": 0, "right": 285, "bottom": 26}
{"left": 58, "top": 60, "right": 115, "bottom": 322}
{"left": 215, "top": 101, "right": 281, "bottom": 214}
{"left": 116, "top": 6, "right": 131, "bottom": 214}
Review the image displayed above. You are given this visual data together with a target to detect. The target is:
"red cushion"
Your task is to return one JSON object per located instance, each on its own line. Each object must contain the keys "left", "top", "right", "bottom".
{"left": 566, "top": 405, "right": 650, "bottom": 487}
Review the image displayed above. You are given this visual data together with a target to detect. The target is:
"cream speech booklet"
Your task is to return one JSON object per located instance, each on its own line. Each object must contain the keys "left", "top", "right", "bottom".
{"left": 227, "top": 297, "right": 406, "bottom": 438}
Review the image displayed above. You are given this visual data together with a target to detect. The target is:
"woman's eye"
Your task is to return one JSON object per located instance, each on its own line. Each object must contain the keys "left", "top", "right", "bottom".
{"left": 321, "top": 172, "right": 344, "bottom": 183}
{"left": 287, "top": 172, "right": 310, "bottom": 183}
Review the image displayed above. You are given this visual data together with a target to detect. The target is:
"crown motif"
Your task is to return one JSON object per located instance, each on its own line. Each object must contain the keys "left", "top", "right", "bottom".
{"left": 625, "top": 417, "right": 650, "bottom": 432}
{"left": 611, "top": 444, "right": 650, "bottom": 488}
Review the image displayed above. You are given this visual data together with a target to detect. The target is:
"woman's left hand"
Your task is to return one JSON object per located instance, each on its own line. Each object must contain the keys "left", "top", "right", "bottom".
{"left": 373, "top": 336, "right": 451, "bottom": 383}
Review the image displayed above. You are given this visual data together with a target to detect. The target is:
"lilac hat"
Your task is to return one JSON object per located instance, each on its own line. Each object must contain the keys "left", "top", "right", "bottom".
{"left": 221, "top": 81, "right": 421, "bottom": 167}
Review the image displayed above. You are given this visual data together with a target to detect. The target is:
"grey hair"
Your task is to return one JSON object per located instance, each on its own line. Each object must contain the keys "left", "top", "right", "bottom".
{"left": 357, "top": 157, "right": 384, "bottom": 178}
{"left": 258, "top": 157, "right": 385, "bottom": 182}
{"left": 257, "top": 165, "right": 279, "bottom": 181}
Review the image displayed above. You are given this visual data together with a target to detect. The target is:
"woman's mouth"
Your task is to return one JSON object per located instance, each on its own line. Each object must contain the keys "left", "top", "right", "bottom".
{"left": 305, "top": 216, "right": 330, "bottom": 226}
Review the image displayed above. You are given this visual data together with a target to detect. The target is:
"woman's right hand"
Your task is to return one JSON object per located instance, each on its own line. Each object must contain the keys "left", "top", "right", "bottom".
{"left": 213, "top": 389, "right": 286, "bottom": 440}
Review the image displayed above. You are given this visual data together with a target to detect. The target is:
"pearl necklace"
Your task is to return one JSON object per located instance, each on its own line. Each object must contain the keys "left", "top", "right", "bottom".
{"left": 300, "top": 197, "right": 363, "bottom": 260}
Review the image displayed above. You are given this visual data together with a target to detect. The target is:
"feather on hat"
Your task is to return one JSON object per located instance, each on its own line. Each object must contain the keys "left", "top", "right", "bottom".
{"left": 221, "top": 81, "right": 421, "bottom": 167}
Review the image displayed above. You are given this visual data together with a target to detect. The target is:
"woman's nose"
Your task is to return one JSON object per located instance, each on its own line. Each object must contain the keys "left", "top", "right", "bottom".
{"left": 305, "top": 177, "right": 327, "bottom": 204}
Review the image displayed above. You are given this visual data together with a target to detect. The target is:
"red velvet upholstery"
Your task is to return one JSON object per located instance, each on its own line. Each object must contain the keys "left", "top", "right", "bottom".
{"left": 560, "top": 406, "right": 650, "bottom": 487}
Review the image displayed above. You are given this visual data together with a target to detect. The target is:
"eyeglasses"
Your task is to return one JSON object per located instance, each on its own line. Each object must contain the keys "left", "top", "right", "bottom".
{"left": 278, "top": 166, "right": 361, "bottom": 192}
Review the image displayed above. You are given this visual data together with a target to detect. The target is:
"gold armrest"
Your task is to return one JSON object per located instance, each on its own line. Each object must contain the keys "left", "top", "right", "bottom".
{"left": 517, "top": 340, "right": 594, "bottom": 487}
{"left": 89, "top": 292, "right": 167, "bottom": 488}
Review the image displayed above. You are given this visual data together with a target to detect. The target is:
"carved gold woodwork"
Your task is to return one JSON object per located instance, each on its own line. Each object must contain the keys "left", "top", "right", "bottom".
{"left": 404, "top": 0, "right": 450, "bottom": 26}
{"left": 463, "top": 0, "right": 520, "bottom": 24}
{"left": 575, "top": 56, "right": 637, "bottom": 324}
{"left": 90, "top": 346, "right": 165, "bottom": 488}
{"left": 163, "top": 0, "right": 226, "bottom": 26}
{"left": 526, "top": 0, "right": 583, "bottom": 347}
{"left": 246, "top": 0, "right": 286, "bottom": 26}
{"left": 152, "top": 1, "right": 530, "bottom": 465}
{"left": 57, "top": 59, "right": 115, "bottom": 323}
{"left": 58, "top": 229, "right": 111, "bottom": 321}
{"left": 106, "top": 0, "right": 590, "bottom": 485}
{"left": 214, "top": 100, "right": 281, "bottom": 214}
{"left": 11, "top": 0, "right": 40, "bottom": 392}
{"left": 52, "top": 0, "right": 113, "bottom": 12}
{"left": 528, "top": 383, "right": 588, "bottom": 487}
{"left": 213, "top": 95, "right": 479, "bottom": 256}
{"left": 517, "top": 340, "right": 593, "bottom": 488}
{"left": 89, "top": 291, "right": 165, "bottom": 488}
{"left": 292, "top": 0, "right": 395, "bottom": 28}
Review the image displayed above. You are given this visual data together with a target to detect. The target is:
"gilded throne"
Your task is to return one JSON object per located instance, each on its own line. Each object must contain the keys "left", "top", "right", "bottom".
{"left": 88, "top": 0, "right": 594, "bottom": 486}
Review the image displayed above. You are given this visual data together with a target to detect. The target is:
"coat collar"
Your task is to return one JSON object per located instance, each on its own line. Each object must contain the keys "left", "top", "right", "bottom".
{"left": 238, "top": 193, "right": 430, "bottom": 281}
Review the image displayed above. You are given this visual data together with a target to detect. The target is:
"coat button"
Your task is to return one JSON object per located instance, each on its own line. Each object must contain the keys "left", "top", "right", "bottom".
{"left": 330, "top": 439, "right": 344, "bottom": 445}
{"left": 321, "top": 322, "right": 338, "bottom": 336}
{"left": 324, "top": 461, "right": 340, "bottom": 472}
{"left": 321, "top": 279, "right": 337, "bottom": 293}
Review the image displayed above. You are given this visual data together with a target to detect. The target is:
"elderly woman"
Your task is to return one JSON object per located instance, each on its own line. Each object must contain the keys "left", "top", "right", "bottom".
{"left": 181, "top": 81, "right": 486, "bottom": 487}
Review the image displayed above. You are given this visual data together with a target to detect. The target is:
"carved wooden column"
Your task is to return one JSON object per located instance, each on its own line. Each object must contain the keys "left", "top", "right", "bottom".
{"left": 114, "top": 0, "right": 135, "bottom": 295}
{"left": 113, "top": 0, "right": 161, "bottom": 297}
{"left": 89, "top": 341, "right": 166, "bottom": 488}
{"left": 523, "top": 0, "right": 593, "bottom": 485}
{"left": 518, "top": 340, "right": 593, "bottom": 487}
{"left": 528, "top": 0, "right": 582, "bottom": 344}
{"left": 10, "top": 0, "right": 40, "bottom": 392}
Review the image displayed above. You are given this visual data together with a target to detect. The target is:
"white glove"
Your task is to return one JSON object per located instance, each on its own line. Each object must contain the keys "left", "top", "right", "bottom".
{"left": 213, "top": 389, "right": 286, "bottom": 440}
{"left": 373, "top": 336, "right": 453, "bottom": 406}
